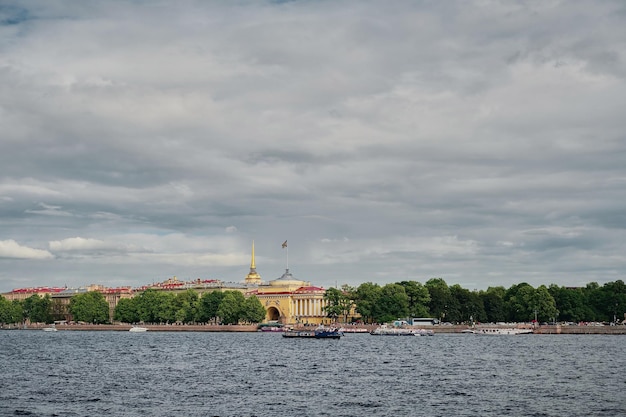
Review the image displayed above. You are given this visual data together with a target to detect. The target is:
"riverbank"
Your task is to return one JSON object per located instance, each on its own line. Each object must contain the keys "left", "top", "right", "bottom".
{"left": 5, "top": 323, "right": 626, "bottom": 334}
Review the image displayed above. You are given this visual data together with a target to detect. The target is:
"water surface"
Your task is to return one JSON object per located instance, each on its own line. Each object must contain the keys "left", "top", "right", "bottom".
{"left": 1, "top": 331, "right": 623, "bottom": 416}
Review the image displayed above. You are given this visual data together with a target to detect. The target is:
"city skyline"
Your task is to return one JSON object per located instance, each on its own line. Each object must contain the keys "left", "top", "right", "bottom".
{"left": 1, "top": 1, "right": 625, "bottom": 293}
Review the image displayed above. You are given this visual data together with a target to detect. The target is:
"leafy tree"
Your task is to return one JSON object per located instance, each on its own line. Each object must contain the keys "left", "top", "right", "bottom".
{"left": 242, "top": 295, "right": 266, "bottom": 323}
{"left": 0, "top": 296, "right": 23, "bottom": 324}
{"left": 23, "top": 294, "right": 53, "bottom": 324}
{"left": 69, "top": 291, "right": 110, "bottom": 324}
{"left": 323, "top": 287, "right": 353, "bottom": 323}
{"left": 599, "top": 280, "right": 626, "bottom": 322}
{"left": 398, "top": 281, "right": 430, "bottom": 318}
{"left": 114, "top": 297, "right": 140, "bottom": 323}
{"left": 548, "top": 284, "right": 589, "bottom": 322}
{"left": 217, "top": 291, "right": 245, "bottom": 324}
{"left": 173, "top": 289, "right": 199, "bottom": 323}
{"left": 377, "top": 283, "right": 409, "bottom": 323}
{"left": 480, "top": 286, "right": 507, "bottom": 323}
{"left": 425, "top": 278, "right": 454, "bottom": 322}
{"left": 353, "top": 282, "right": 382, "bottom": 323}
{"left": 505, "top": 283, "right": 535, "bottom": 322}
{"left": 450, "top": 285, "right": 486, "bottom": 323}
{"left": 505, "top": 283, "right": 557, "bottom": 322}
{"left": 531, "top": 285, "right": 558, "bottom": 322}
{"left": 198, "top": 291, "right": 225, "bottom": 323}
{"left": 134, "top": 289, "right": 175, "bottom": 323}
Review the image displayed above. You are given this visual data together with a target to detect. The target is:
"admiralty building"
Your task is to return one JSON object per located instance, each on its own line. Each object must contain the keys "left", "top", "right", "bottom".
{"left": 2, "top": 242, "right": 339, "bottom": 326}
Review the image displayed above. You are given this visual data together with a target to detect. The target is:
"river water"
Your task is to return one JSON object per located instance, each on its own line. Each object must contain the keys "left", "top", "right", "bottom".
{"left": 0, "top": 330, "right": 624, "bottom": 417}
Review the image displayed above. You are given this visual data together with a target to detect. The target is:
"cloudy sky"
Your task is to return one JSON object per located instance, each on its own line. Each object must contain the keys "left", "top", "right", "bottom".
{"left": 1, "top": 1, "right": 625, "bottom": 293}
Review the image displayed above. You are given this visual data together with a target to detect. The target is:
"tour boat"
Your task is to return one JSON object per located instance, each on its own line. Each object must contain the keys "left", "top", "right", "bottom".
{"left": 257, "top": 322, "right": 284, "bottom": 332}
{"left": 282, "top": 325, "right": 342, "bottom": 339}
{"left": 370, "top": 325, "right": 433, "bottom": 336}
{"left": 476, "top": 327, "right": 533, "bottom": 335}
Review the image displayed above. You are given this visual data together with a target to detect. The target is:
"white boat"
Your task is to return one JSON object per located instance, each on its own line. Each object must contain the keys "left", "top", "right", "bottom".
{"left": 129, "top": 326, "right": 148, "bottom": 332}
{"left": 42, "top": 326, "right": 57, "bottom": 332}
{"left": 370, "top": 325, "right": 433, "bottom": 336}
{"left": 338, "top": 327, "right": 369, "bottom": 333}
{"left": 476, "top": 327, "right": 533, "bottom": 335}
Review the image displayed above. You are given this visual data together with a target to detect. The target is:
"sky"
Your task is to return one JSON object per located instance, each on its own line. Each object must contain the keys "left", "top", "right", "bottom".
{"left": 1, "top": 0, "right": 625, "bottom": 293}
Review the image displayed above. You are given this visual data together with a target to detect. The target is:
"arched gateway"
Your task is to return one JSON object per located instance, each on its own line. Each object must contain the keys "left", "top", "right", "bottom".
{"left": 266, "top": 306, "right": 281, "bottom": 322}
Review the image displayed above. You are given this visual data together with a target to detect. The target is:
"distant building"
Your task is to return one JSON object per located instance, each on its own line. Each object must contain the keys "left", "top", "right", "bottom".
{"left": 1, "top": 241, "right": 357, "bottom": 325}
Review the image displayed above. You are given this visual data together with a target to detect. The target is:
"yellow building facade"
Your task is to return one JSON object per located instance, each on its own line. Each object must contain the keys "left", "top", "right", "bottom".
{"left": 244, "top": 242, "right": 333, "bottom": 325}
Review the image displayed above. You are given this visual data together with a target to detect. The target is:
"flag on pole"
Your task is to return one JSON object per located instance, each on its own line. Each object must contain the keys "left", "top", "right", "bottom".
{"left": 282, "top": 240, "right": 288, "bottom": 248}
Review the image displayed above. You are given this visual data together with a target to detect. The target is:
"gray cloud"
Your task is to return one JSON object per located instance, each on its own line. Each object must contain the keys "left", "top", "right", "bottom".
{"left": 1, "top": 0, "right": 625, "bottom": 292}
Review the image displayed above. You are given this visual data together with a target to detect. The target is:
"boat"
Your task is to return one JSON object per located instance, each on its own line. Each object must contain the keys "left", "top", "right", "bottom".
{"left": 129, "top": 326, "right": 148, "bottom": 332}
{"left": 282, "top": 325, "right": 342, "bottom": 339}
{"left": 338, "top": 327, "right": 369, "bottom": 333}
{"left": 257, "top": 322, "right": 285, "bottom": 332}
{"left": 476, "top": 327, "right": 533, "bottom": 335}
{"left": 461, "top": 329, "right": 476, "bottom": 334}
{"left": 370, "top": 325, "right": 433, "bottom": 336}
{"left": 42, "top": 326, "right": 57, "bottom": 332}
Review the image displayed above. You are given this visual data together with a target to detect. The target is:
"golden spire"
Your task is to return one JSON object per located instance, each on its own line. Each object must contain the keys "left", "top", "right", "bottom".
{"left": 245, "top": 240, "right": 262, "bottom": 285}
{"left": 251, "top": 240, "right": 256, "bottom": 270}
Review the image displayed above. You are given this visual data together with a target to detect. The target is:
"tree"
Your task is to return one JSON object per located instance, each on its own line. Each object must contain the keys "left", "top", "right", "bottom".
{"left": 242, "top": 295, "right": 266, "bottom": 323}
{"left": 398, "top": 281, "right": 430, "bottom": 318}
{"left": 353, "top": 282, "right": 382, "bottom": 323}
{"left": 505, "top": 283, "right": 557, "bottom": 322}
{"left": 323, "top": 287, "right": 353, "bottom": 323}
{"left": 450, "top": 284, "right": 485, "bottom": 324}
{"left": 217, "top": 291, "right": 245, "bottom": 324}
{"left": 425, "top": 278, "right": 454, "bottom": 322}
{"left": 114, "top": 297, "right": 140, "bottom": 323}
{"left": 198, "top": 291, "right": 225, "bottom": 323}
{"left": 0, "top": 296, "right": 23, "bottom": 324}
{"left": 172, "top": 289, "right": 199, "bottom": 323}
{"left": 480, "top": 287, "right": 507, "bottom": 323}
{"left": 69, "top": 291, "right": 110, "bottom": 324}
{"left": 134, "top": 289, "right": 175, "bottom": 323}
{"left": 377, "top": 283, "right": 409, "bottom": 323}
{"left": 23, "top": 294, "right": 53, "bottom": 324}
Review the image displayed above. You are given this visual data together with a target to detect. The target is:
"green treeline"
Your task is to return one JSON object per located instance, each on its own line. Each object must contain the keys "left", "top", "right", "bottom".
{"left": 0, "top": 289, "right": 266, "bottom": 325}
{"left": 113, "top": 289, "right": 266, "bottom": 325}
{"left": 324, "top": 278, "right": 626, "bottom": 324}
{"left": 2, "top": 279, "right": 625, "bottom": 326}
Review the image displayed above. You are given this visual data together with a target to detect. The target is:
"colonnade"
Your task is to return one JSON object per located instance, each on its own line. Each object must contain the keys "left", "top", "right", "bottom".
{"left": 292, "top": 297, "right": 326, "bottom": 317}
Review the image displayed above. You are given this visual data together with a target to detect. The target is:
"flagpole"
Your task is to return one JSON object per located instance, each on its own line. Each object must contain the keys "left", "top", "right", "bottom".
{"left": 282, "top": 240, "right": 289, "bottom": 270}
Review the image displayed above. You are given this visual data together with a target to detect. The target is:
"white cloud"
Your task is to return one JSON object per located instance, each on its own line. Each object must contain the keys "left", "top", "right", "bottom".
{"left": 0, "top": 240, "right": 54, "bottom": 260}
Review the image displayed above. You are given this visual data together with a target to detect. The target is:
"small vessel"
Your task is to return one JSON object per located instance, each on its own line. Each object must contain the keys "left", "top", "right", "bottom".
{"left": 476, "top": 327, "right": 533, "bottom": 335}
{"left": 338, "top": 327, "right": 369, "bottom": 333}
{"left": 370, "top": 325, "right": 433, "bottom": 336}
{"left": 282, "top": 325, "right": 342, "bottom": 339}
{"left": 129, "top": 326, "right": 148, "bottom": 332}
{"left": 257, "top": 322, "right": 284, "bottom": 332}
{"left": 42, "top": 326, "right": 57, "bottom": 332}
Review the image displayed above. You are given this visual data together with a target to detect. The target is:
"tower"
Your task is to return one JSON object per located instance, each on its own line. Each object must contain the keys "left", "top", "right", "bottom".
{"left": 244, "top": 241, "right": 262, "bottom": 285}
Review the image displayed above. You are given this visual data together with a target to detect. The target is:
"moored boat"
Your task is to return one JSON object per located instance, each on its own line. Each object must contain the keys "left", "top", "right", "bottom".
{"left": 257, "top": 322, "right": 285, "bottom": 332}
{"left": 129, "top": 326, "right": 148, "bottom": 332}
{"left": 338, "top": 327, "right": 369, "bottom": 333}
{"left": 370, "top": 325, "right": 433, "bottom": 336}
{"left": 282, "top": 325, "right": 342, "bottom": 339}
{"left": 476, "top": 327, "right": 533, "bottom": 335}
{"left": 42, "top": 326, "right": 57, "bottom": 332}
